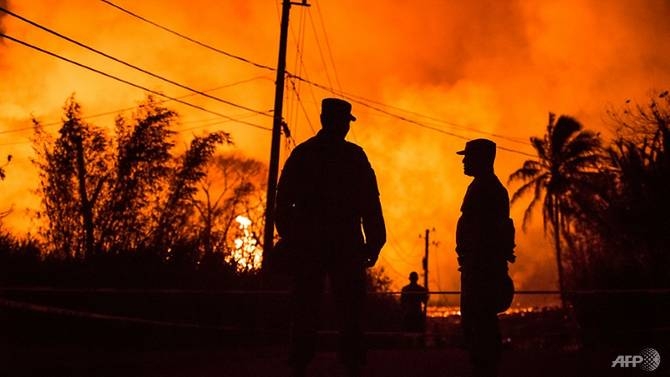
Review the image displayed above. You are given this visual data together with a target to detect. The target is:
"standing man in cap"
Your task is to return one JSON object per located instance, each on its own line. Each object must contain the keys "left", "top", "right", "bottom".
{"left": 455, "top": 138, "right": 516, "bottom": 377}
{"left": 276, "top": 98, "right": 386, "bottom": 377}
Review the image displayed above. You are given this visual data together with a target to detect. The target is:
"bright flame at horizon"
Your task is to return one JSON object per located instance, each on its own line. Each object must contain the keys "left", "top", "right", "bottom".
{"left": 229, "top": 215, "right": 262, "bottom": 271}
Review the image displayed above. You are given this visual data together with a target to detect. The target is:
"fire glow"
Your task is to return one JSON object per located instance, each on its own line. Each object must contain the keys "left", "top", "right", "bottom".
{"left": 1, "top": 1, "right": 669, "bottom": 294}
{"left": 229, "top": 215, "right": 262, "bottom": 271}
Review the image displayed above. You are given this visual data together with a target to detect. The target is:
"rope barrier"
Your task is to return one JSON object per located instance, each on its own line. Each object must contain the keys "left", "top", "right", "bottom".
{"left": 2, "top": 289, "right": 668, "bottom": 336}
{"left": 1, "top": 287, "right": 669, "bottom": 295}
{"left": 0, "top": 297, "right": 236, "bottom": 331}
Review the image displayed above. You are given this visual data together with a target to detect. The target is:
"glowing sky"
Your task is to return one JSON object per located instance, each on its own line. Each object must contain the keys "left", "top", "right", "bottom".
{"left": 1, "top": 0, "right": 669, "bottom": 297}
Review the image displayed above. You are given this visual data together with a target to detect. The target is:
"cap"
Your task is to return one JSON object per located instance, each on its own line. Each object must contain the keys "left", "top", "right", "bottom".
{"left": 456, "top": 138, "right": 497, "bottom": 159}
{"left": 321, "top": 98, "right": 356, "bottom": 121}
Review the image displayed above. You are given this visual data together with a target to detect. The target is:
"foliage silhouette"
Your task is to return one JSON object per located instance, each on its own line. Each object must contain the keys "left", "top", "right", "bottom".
{"left": 508, "top": 113, "right": 604, "bottom": 306}
{"left": 32, "top": 95, "right": 231, "bottom": 263}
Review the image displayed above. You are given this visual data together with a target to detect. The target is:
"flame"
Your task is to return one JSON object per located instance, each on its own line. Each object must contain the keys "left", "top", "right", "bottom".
{"left": 229, "top": 215, "right": 262, "bottom": 271}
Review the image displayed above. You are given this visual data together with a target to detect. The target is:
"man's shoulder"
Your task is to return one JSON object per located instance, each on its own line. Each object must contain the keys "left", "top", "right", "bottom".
{"left": 289, "top": 137, "right": 320, "bottom": 157}
{"left": 402, "top": 283, "right": 426, "bottom": 292}
{"left": 472, "top": 174, "right": 507, "bottom": 193}
{"left": 290, "top": 137, "right": 368, "bottom": 166}
{"left": 339, "top": 140, "right": 365, "bottom": 156}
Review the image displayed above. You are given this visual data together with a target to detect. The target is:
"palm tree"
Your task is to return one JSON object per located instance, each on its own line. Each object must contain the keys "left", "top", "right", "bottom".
{"left": 508, "top": 113, "right": 604, "bottom": 306}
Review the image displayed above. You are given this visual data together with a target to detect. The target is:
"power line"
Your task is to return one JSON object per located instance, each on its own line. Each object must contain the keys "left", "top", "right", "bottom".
{"left": 101, "top": 0, "right": 277, "bottom": 73}
{"left": 313, "top": 2, "right": 343, "bottom": 92}
{"left": 285, "top": 4, "right": 308, "bottom": 145}
{"left": 288, "top": 78, "right": 316, "bottom": 134}
{"left": 175, "top": 113, "right": 266, "bottom": 134}
{"left": 287, "top": 74, "right": 537, "bottom": 158}
{"left": 0, "top": 32, "right": 271, "bottom": 131}
{"left": 337, "top": 90, "right": 528, "bottom": 145}
{"left": 285, "top": 5, "right": 319, "bottom": 140}
{"left": 0, "top": 6, "right": 272, "bottom": 119}
{"left": 0, "top": 110, "right": 265, "bottom": 148}
{"left": 306, "top": 10, "right": 334, "bottom": 91}
{"left": 98, "top": 0, "right": 534, "bottom": 155}
{"left": 0, "top": 77, "right": 272, "bottom": 136}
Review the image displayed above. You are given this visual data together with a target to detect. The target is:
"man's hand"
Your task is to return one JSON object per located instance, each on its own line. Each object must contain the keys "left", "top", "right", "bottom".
{"left": 362, "top": 244, "right": 379, "bottom": 268}
{"left": 364, "top": 255, "right": 377, "bottom": 268}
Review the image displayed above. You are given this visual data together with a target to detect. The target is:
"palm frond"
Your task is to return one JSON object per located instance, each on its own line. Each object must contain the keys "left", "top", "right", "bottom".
{"left": 521, "top": 183, "right": 545, "bottom": 232}
{"left": 530, "top": 136, "right": 548, "bottom": 161}
{"left": 508, "top": 164, "right": 542, "bottom": 184}
{"left": 552, "top": 116, "right": 583, "bottom": 156}
{"left": 562, "top": 132, "right": 602, "bottom": 161}
{"left": 510, "top": 177, "right": 542, "bottom": 205}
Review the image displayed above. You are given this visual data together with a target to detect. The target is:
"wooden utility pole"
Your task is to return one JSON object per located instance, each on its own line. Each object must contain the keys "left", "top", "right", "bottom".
{"left": 421, "top": 228, "right": 437, "bottom": 316}
{"left": 422, "top": 229, "right": 430, "bottom": 294}
{"left": 263, "top": 0, "right": 309, "bottom": 267}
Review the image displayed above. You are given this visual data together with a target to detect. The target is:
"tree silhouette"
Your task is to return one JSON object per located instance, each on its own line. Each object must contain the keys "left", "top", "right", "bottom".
{"left": 600, "top": 91, "right": 670, "bottom": 286}
{"left": 150, "top": 131, "right": 231, "bottom": 254}
{"left": 193, "top": 153, "right": 266, "bottom": 270}
{"left": 96, "top": 97, "right": 177, "bottom": 254}
{"left": 33, "top": 95, "right": 110, "bottom": 259}
{"left": 0, "top": 154, "right": 12, "bottom": 221}
{"left": 508, "top": 113, "right": 604, "bottom": 305}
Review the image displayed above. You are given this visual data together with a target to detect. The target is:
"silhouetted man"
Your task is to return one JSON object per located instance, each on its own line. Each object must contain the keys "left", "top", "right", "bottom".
{"left": 400, "top": 271, "right": 428, "bottom": 333}
{"left": 455, "top": 139, "right": 515, "bottom": 377}
{"left": 276, "top": 98, "right": 386, "bottom": 377}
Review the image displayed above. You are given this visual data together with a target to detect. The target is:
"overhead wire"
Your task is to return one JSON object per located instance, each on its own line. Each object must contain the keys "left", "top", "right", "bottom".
{"left": 0, "top": 110, "right": 266, "bottom": 149}
{"left": 175, "top": 113, "right": 267, "bottom": 134}
{"left": 0, "top": 76, "right": 272, "bottom": 136}
{"left": 98, "top": 0, "right": 535, "bottom": 158}
{"left": 329, "top": 88, "right": 528, "bottom": 145}
{"left": 100, "top": 0, "right": 277, "bottom": 73}
{"left": 288, "top": 79, "right": 315, "bottom": 134}
{"left": 287, "top": 74, "right": 537, "bottom": 157}
{"left": 0, "top": 32, "right": 271, "bottom": 132}
{"left": 307, "top": 2, "right": 360, "bottom": 142}
{"left": 285, "top": 4, "right": 307, "bottom": 150}
{"left": 378, "top": 254, "right": 410, "bottom": 282}
{"left": 306, "top": 7, "right": 334, "bottom": 91}
{"left": 314, "top": 1, "right": 343, "bottom": 92}
{"left": 0, "top": 7, "right": 272, "bottom": 119}
{"left": 285, "top": 5, "right": 317, "bottom": 137}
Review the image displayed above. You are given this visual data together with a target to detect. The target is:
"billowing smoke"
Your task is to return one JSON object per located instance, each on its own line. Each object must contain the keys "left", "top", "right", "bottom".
{"left": 1, "top": 1, "right": 670, "bottom": 297}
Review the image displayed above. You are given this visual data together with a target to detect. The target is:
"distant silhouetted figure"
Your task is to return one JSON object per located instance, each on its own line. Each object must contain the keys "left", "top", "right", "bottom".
{"left": 400, "top": 271, "right": 428, "bottom": 333}
{"left": 455, "top": 139, "right": 515, "bottom": 377}
{"left": 276, "top": 98, "right": 386, "bottom": 377}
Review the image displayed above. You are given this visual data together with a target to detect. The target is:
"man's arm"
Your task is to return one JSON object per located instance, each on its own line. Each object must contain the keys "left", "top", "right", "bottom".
{"left": 275, "top": 151, "right": 299, "bottom": 241}
{"left": 359, "top": 155, "right": 386, "bottom": 267}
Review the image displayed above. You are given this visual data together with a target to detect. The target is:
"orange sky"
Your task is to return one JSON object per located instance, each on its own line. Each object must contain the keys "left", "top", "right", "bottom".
{"left": 1, "top": 0, "right": 670, "bottom": 299}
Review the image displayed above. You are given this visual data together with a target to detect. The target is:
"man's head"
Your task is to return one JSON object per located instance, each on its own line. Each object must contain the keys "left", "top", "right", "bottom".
{"left": 457, "top": 138, "right": 496, "bottom": 177}
{"left": 320, "top": 98, "right": 356, "bottom": 138}
{"left": 409, "top": 271, "right": 419, "bottom": 283}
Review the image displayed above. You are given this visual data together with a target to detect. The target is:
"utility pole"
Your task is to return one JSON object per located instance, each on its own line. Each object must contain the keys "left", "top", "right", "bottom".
{"left": 263, "top": 0, "right": 309, "bottom": 268}
{"left": 422, "top": 229, "right": 430, "bottom": 294}
{"left": 420, "top": 228, "right": 437, "bottom": 316}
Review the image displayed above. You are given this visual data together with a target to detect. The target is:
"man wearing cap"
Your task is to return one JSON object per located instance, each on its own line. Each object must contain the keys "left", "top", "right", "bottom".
{"left": 456, "top": 138, "right": 516, "bottom": 377}
{"left": 276, "top": 98, "right": 386, "bottom": 377}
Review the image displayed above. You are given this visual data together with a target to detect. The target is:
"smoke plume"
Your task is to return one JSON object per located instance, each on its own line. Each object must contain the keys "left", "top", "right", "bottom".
{"left": 1, "top": 1, "right": 670, "bottom": 297}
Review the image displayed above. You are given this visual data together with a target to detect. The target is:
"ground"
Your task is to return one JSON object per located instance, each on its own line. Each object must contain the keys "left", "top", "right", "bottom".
{"left": 4, "top": 344, "right": 660, "bottom": 377}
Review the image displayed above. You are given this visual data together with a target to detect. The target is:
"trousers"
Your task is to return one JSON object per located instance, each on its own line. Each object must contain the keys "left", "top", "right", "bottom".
{"left": 460, "top": 270, "right": 502, "bottom": 377}
{"left": 289, "top": 253, "right": 367, "bottom": 369}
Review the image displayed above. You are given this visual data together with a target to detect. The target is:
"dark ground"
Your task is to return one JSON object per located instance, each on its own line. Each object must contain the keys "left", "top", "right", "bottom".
{"left": 1, "top": 294, "right": 668, "bottom": 377}
{"left": 3, "top": 343, "right": 663, "bottom": 377}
